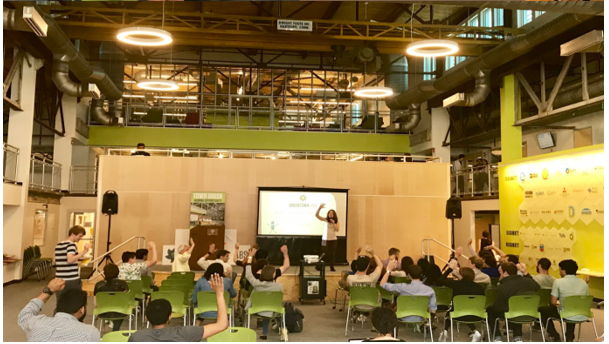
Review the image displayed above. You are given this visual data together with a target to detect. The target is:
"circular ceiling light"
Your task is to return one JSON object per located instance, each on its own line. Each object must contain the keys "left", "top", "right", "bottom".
{"left": 117, "top": 27, "right": 173, "bottom": 47}
{"left": 137, "top": 79, "right": 179, "bottom": 91}
{"left": 354, "top": 86, "right": 394, "bottom": 98}
{"left": 406, "top": 39, "right": 459, "bottom": 57}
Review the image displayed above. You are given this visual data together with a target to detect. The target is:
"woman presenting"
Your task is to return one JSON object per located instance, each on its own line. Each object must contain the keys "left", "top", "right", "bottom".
{"left": 315, "top": 203, "right": 339, "bottom": 272}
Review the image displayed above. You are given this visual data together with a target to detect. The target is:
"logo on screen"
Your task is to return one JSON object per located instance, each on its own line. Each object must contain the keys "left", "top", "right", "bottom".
{"left": 300, "top": 195, "right": 307, "bottom": 201}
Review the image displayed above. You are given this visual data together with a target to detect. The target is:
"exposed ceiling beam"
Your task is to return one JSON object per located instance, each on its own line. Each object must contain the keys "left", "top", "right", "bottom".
{"left": 322, "top": 2, "right": 342, "bottom": 20}
{"left": 249, "top": 1, "right": 274, "bottom": 17}
{"left": 384, "top": 4, "right": 411, "bottom": 23}
{"left": 286, "top": 1, "right": 314, "bottom": 19}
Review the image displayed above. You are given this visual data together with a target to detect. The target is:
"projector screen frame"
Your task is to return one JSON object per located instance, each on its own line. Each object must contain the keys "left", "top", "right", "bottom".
{"left": 256, "top": 186, "right": 349, "bottom": 237}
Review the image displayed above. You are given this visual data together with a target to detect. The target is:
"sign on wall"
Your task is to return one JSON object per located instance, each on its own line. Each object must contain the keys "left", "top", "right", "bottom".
{"left": 277, "top": 19, "right": 313, "bottom": 32}
{"left": 189, "top": 192, "right": 226, "bottom": 228}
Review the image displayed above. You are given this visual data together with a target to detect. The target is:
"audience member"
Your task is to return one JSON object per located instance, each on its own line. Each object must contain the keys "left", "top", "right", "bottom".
{"left": 197, "top": 244, "right": 232, "bottom": 277}
{"left": 479, "top": 231, "right": 493, "bottom": 254}
{"left": 437, "top": 264, "right": 485, "bottom": 342}
{"left": 131, "top": 143, "right": 150, "bottom": 156}
{"left": 540, "top": 259, "right": 589, "bottom": 342}
{"left": 244, "top": 254, "right": 285, "bottom": 340}
{"left": 381, "top": 262, "right": 437, "bottom": 323}
{"left": 129, "top": 274, "right": 228, "bottom": 342}
{"left": 18, "top": 278, "right": 100, "bottom": 342}
{"left": 249, "top": 245, "right": 290, "bottom": 282}
{"left": 94, "top": 264, "right": 129, "bottom": 331}
{"left": 422, "top": 264, "right": 443, "bottom": 287}
{"left": 381, "top": 248, "right": 402, "bottom": 270}
{"left": 450, "top": 247, "right": 491, "bottom": 285}
{"left": 363, "top": 307, "right": 404, "bottom": 342}
{"left": 487, "top": 262, "right": 540, "bottom": 342}
{"left": 119, "top": 241, "right": 157, "bottom": 281}
{"left": 135, "top": 248, "right": 158, "bottom": 291}
{"left": 454, "top": 154, "right": 466, "bottom": 196}
{"left": 54, "top": 225, "right": 90, "bottom": 307}
{"left": 173, "top": 238, "right": 195, "bottom": 272}
{"left": 192, "top": 262, "right": 237, "bottom": 325}
{"left": 390, "top": 256, "right": 414, "bottom": 278}
{"left": 532, "top": 258, "right": 555, "bottom": 289}
{"left": 346, "top": 246, "right": 382, "bottom": 287}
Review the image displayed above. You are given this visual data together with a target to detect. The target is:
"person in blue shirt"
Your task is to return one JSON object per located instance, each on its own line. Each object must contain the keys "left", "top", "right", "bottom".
{"left": 192, "top": 263, "right": 236, "bottom": 326}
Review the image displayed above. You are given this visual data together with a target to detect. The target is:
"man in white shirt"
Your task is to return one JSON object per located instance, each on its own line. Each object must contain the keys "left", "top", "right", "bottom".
{"left": 173, "top": 238, "right": 195, "bottom": 272}
{"left": 454, "top": 154, "right": 466, "bottom": 195}
{"left": 197, "top": 243, "right": 232, "bottom": 277}
{"left": 532, "top": 258, "right": 555, "bottom": 289}
{"left": 346, "top": 245, "right": 382, "bottom": 287}
{"left": 119, "top": 241, "right": 158, "bottom": 280}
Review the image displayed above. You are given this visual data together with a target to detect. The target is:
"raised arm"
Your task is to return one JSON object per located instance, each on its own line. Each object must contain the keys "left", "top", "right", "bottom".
{"left": 66, "top": 242, "right": 91, "bottom": 264}
{"left": 487, "top": 244, "right": 505, "bottom": 258}
{"left": 365, "top": 245, "right": 383, "bottom": 276}
{"left": 315, "top": 203, "right": 326, "bottom": 222}
{"left": 233, "top": 243, "right": 240, "bottom": 264}
{"left": 145, "top": 241, "right": 158, "bottom": 268}
{"left": 380, "top": 259, "right": 398, "bottom": 286}
{"left": 244, "top": 258, "right": 263, "bottom": 288}
{"left": 186, "top": 238, "right": 195, "bottom": 255}
{"left": 19, "top": 279, "right": 65, "bottom": 330}
{"left": 467, "top": 239, "right": 477, "bottom": 257}
{"left": 202, "top": 274, "right": 229, "bottom": 339}
{"left": 279, "top": 245, "right": 290, "bottom": 274}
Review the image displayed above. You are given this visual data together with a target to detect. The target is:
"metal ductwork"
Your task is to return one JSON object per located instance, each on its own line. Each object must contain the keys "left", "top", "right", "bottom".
{"left": 445, "top": 70, "right": 491, "bottom": 107}
{"left": 90, "top": 99, "right": 113, "bottom": 126}
{"left": 52, "top": 56, "right": 87, "bottom": 98}
{"left": 386, "top": 13, "right": 595, "bottom": 132}
{"left": 399, "top": 1, "right": 604, "bottom": 15}
{"left": 393, "top": 103, "right": 421, "bottom": 131}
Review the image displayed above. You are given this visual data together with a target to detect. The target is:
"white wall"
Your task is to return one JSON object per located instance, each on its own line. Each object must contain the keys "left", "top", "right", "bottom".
{"left": 21, "top": 202, "right": 61, "bottom": 259}
{"left": 410, "top": 103, "right": 451, "bottom": 163}
{"left": 453, "top": 199, "right": 500, "bottom": 254}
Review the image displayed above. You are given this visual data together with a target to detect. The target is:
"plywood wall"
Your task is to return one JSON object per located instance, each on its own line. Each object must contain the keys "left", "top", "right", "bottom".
{"left": 95, "top": 156, "right": 451, "bottom": 263}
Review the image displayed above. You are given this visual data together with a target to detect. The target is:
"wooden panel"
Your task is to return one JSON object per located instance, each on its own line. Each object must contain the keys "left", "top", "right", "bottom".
{"left": 95, "top": 156, "right": 450, "bottom": 263}
{"left": 574, "top": 127, "right": 592, "bottom": 148}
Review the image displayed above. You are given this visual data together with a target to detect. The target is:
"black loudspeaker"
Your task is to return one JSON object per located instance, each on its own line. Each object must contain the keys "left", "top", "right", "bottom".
{"left": 445, "top": 196, "right": 462, "bottom": 219}
{"left": 102, "top": 190, "right": 118, "bottom": 215}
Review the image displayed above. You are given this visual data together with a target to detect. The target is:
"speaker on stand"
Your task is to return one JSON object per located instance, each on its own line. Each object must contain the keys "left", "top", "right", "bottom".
{"left": 446, "top": 196, "right": 462, "bottom": 250}
{"left": 88, "top": 190, "right": 118, "bottom": 278}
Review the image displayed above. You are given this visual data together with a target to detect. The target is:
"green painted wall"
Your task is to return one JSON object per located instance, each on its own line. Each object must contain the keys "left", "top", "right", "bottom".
{"left": 88, "top": 126, "right": 410, "bottom": 153}
{"left": 500, "top": 74, "right": 522, "bottom": 163}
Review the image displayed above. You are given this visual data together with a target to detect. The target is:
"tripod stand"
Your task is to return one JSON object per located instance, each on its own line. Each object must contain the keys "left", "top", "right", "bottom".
{"left": 87, "top": 214, "right": 115, "bottom": 278}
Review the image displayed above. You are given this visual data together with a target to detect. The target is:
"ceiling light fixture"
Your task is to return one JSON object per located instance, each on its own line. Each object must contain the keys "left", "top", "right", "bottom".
{"left": 116, "top": 27, "right": 173, "bottom": 47}
{"left": 406, "top": 40, "right": 459, "bottom": 57}
{"left": 137, "top": 79, "right": 179, "bottom": 91}
{"left": 354, "top": 86, "right": 394, "bottom": 98}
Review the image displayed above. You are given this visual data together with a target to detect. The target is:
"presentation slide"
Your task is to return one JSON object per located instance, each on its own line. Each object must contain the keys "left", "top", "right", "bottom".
{"left": 258, "top": 188, "right": 347, "bottom": 237}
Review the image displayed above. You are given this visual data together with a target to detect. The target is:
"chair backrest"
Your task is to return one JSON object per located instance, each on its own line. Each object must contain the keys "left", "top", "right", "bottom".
{"left": 396, "top": 295, "right": 430, "bottom": 320}
{"left": 33, "top": 246, "right": 42, "bottom": 259}
{"left": 169, "top": 271, "right": 195, "bottom": 281}
{"left": 484, "top": 287, "right": 498, "bottom": 309}
{"left": 196, "top": 291, "right": 230, "bottom": 313}
{"left": 151, "top": 291, "right": 187, "bottom": 314}
{"left": 94, "top": 292, "right": 134, "bottom": 316}
{"left": 376, "top": 285, "right": 394, "bottom": 301}
{"left": 560, "top": 295, "right": 594, "bottom": 319}
{"left": 248, "top": 291, "right": 284, "bottom": 315}
{"left": 207, "top": 327, "right": 257, "bottom": 342}
{"left": 536, "top": 288, "right": 552, "bottom": 308}
{"left": 432, "top": 286, "right": 453, "bottom": 307}
{"left": 348, "top": 287, "right": 381, "bottom": 308}
{"left": 393, "top": 277, "right": 411, "bottom": 284}
{"left": 126, "top": 279, "right": 144, "bottom": 298}
{"left": 505, "top": 295, "right": 541, "bottom": 319}
{"left": 451, "top": 295, "right": 487, "bottom": 319}
{"left": 101, "top": 330, "right": 136, "bottom": 342}
{"left": 141, "top": 276, "right": 153, "bottom": 290}
{"left": 477, "top": 282, "right": 489, "bottom": 290}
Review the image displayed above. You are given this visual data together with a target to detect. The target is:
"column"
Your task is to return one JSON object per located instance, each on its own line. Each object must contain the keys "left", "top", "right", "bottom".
{"left": 500, "top": 74, "right": 522, "bottom": 163}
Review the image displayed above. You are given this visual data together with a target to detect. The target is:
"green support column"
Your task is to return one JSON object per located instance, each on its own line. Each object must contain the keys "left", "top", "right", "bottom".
{"left": 500, "top": 74, "right": 522, "bottom": 163}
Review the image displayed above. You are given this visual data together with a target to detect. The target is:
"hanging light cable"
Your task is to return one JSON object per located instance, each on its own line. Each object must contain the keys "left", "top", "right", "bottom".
{"left": 117, "top": 2, "right": 172, "bottom": 46}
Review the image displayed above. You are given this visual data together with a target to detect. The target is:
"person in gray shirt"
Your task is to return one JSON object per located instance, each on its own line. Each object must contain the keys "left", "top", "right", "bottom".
{"left": 532, "top": 258, "right": 555, "bottom": 289}
{"left": 129, "top": 274, "right": 228, "bottom": 342}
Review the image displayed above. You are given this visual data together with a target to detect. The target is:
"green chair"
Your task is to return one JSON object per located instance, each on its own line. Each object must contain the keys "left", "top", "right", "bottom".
{"left": 170, "top": 271, "right": 195, "bottom": 281}
{"left": 493, "top": 295, "right": 545, "bottom": 342}
{"left": 432, "top": 286, "right": 453, "bottom": 311}
{"left": 484, "top": 288, "right": 497, "bottom": 309}
{"left": 556, "top": 295, "right": 598, "bottom": 342}
{"left": 394, "top": 277, "right": 411, "bottom": 284}
{"left": 150, "top": 291, "right": 188, "bottom": 326}
{"left": 207, "top": 327, "right": 257, "bottom": 342}
{"left": 126, "top": 280, "right": 146, "bottom": 326}
{"left": 450, "top": 295, "right": 491, "bottom": 342}
{"left": 141, "top": 275, "right": 153, "bottom": 295}
{"left": 344, "top": 287, "right": 381, "bottom": 336}
{"left": 395, "top": 295, "right": 433, "bottom": 342}
{"left": 93, "top": 292, "right": 135, "bottom": 333}
{"left": 536, "top": 288, "right": 552, "bottom": 308}
{"left": 247, "top": 291, "right": 285, "bottom": 335}
{"left": 101, "top": 330, "right": 136, "bottom": 342}
{"left": 377, "top": 284, "right": 394, "bottom": 303}
{"left": 193, "top": 291, "right": 233, "bottom": 327}
{"left": 477, "top": 282, "right": 490, "bottom": 290}
{"left": 490, "top": 277, "right": 499, "bottom": 287}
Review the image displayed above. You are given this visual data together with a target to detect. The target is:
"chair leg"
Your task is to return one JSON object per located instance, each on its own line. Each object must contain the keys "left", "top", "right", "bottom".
{"left": 577, "top": 323, "right": 581, "bottom": 342}
{"left": 135, "top": 308, "right": 138, "bottom": 330}
{"left": 493, "top": 318, "right": 499, "bottom": 340}
{"left": 486, "top": 318, "right": 492, "bottom": 342}
{"left": 505, "top": 319, "right": 510, "bottom": 342}
{"left": 592, "top": 318, "right": 599, "bottom": 339}
{"left": 92, "top": 314, "right": 96, "bottom": 326}
{"left": 530, "top": 322, "right": 533, "bottom": 342}
{"left": 429, "top": 318, "right": 434, "bottom": 342}
{"left": 538, "top": 317, "right": 546, "bottom": 342}
{"left": 345, "top": 307, "right": 351, "bottom": 337}
{"left": 424, "top": 321, "right": 427, "bottom": 342}
{"left": 560, "top": 319, "right": 566, "bottom": 342}
{"left": 248, "top": 314, "right": 251, "bottom": 330}
{"left": 129, "top": 314, "right": 132, "bottom": 332}
{"left": 450, "top": 318, "right": 454, "bottom": 342}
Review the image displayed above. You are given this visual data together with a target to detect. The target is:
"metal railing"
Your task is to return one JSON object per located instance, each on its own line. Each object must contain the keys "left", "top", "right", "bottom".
{"left": 103, "top": 147, "right": 442, "bottom": 163}
{"left": 421, "top": 238, "right": 469, "bottom": 266}
{"left": 87, "top": 236, "right": 146, "bottom": 281}
{"left": 3, "top": 143, "right": 19, "bottom": 183}
{"left": 451, "top": 165, "right": 499, "bottom": 198}
{"left": 90, "top": 103, "right": 413, "bottom": 134}
{"left": 70, "top": 165, "right": 98, "bottom": 194}
{"left": 29, "top": 155, "right": 62, "bottom": 192}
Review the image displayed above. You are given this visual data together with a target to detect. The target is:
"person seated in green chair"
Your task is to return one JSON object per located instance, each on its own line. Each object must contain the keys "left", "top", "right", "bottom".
{"left": 192, "top": 263, "right": 237, "bottom": 326}
{"left": 94, "top": 264, "right": 129, "bottom": 332}
{"left": 363, "top": 307, "right": 405, "bottom": 342}
{"left": 532, "top": 258, "right": 555, "bottom": 289}
{"left": 135, "top": 248, "right": 158, "bottom": 291}
{"left": 129, "top": 274, "right": 228, "bottom": 342}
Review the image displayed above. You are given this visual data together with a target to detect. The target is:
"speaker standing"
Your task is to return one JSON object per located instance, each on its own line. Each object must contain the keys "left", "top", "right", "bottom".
{"left": 54, "top": 225, "right": 91, "bottom": 309}
{"left": 315, "top": 203, "right": 339, "bottom": 272}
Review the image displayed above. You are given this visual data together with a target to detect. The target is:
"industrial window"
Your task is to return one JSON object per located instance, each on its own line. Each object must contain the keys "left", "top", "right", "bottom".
{"left": 517, "top": 10, "right": 545, "bottom": 27}
{"left": 493, "top": 8, "right": 504, "bottom": 27}
{"left": 445, "top": 56, "right": 467, "bottom": 71}
{"left": 423, "top": 57, "right": 436, "bottom": 80}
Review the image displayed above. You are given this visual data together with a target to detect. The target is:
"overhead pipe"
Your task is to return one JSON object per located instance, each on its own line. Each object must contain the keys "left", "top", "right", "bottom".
{"left": 90, "top": 99, "right": 113, "bottom": 126}
{"left": 386, "top": 13, "right": 595, "bottom": 127}
{"left": 397, "top": 1, "right": 604, "bottom": 15}
{"left": 52, "top": 56, "right": 87, "bottom": 98}
{"left": 452, "top": 70, "right": 491, "bottom": 107}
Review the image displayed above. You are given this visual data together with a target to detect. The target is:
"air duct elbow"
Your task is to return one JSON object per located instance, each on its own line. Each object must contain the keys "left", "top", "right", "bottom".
{"left": 90, "top": 99, "right": 115, "bottom": 126}
{"left": 461, "top": 70, "right": 491, "bottom": 107}
{"left": 402, "top": 104, "right": 422, "bottom": 131}
{"left": 52, "top": 58, "right": 88, "bottom": 98}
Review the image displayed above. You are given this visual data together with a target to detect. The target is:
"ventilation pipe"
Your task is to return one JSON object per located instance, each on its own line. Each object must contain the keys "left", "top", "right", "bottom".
{"left": 386, "top": 13, "right": 594, "bottom": 131}
{"left": 52, "top": 56, "right": 87, "bottom": 98}
{"left": 447, "top": 70, "right": 491, "bottom": 107}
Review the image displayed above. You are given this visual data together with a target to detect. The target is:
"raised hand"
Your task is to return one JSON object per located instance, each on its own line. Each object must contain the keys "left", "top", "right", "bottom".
{"left": 517, "top": 262, "right": 527, "bottom": 274}
{"left": 280, "top": 245, "right": 288, "bottom": 255}
{"left": 84, "top": 242, "right": 92, "bottom": 251}
{"left": 318, "top": 203, "right": 326, "bottom": 209}
{"left": 364, "top": 245, "right": 374, "bottom": 255}
{"left": 190, "top": 237, "right": 195, "bottom": 246}
{"left": 356, "top": 247, "right": 362, "bottom": 255}
{"left": 209, "top": 243, "right": 217, "bottom": 253}
{"left": 47, "top": 278, "right": 66, "bottom": 293}
{"left": 387, "top": 259, "right": 398, "bottom": 272}
{"left": 209, "top": 273, "right": 225, "bottom": 293}
{"left": 449, "top": 259, "right": 459, "bottom": 271}
{"left": 235, "top": 242, "right": 240, "bottom": 250}
{"left": 148, "top": 241, "right": 156, "bottom": 250}
{"left": 455, "top": 246, "right": 463, "bottom": 258}
{"left": 468, "top": 238, "right": 473, "bottom": 246}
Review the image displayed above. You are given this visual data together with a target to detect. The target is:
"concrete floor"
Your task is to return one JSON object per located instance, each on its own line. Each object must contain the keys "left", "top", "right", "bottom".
{"left": 4, "top": 278, "right": 604, "bottom": 342}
